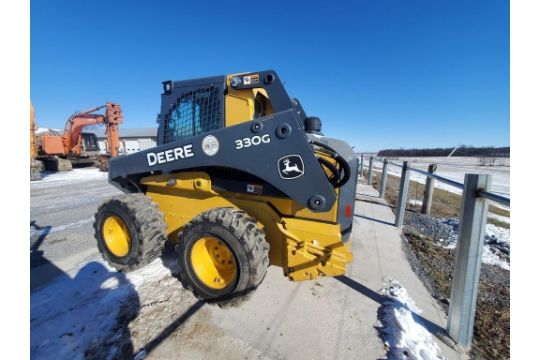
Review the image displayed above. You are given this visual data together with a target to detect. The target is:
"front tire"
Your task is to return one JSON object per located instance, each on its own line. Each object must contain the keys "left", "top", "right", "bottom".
{"left": 177, "top": 207, "right": 269, "bottom": 305}
{"left": 94, "top": 193, "right": 167, "bottom": 271}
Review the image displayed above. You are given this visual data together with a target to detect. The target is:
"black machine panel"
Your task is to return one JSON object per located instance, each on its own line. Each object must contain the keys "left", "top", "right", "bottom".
{"left": 109, "top": 109, "right": 338, "bottom": 212}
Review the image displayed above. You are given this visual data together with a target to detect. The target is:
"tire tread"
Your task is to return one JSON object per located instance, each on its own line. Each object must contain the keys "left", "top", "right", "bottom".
{"left": 93, "top": 193, "right": 167, "bottom": 272}
{"left": 177, "top": 207, "right": 270, "bottom": 306}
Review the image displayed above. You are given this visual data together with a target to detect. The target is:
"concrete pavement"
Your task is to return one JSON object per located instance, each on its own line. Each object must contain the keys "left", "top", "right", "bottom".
{"left": 146, "top": 181, "right": 463, "bottom": 359}
{"left": 30, "top": 171, "right": 463, "bottom": 359}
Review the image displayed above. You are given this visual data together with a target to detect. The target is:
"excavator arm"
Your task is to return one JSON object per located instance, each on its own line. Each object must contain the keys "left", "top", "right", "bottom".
{"left": 62, "top": 103, "right": 123, "bottom": 156}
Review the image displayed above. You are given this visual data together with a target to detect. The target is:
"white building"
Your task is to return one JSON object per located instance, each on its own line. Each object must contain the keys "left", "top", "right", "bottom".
{"left": 90, "top": 127, "right": 158, "bottom": 155}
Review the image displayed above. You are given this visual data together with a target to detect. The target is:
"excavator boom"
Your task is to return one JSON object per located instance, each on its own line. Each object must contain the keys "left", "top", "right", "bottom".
{"left": 62, "top": 102, "right": 123, "bottom": 156}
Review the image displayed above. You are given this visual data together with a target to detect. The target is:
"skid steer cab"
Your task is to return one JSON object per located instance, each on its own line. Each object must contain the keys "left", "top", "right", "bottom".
{"left": 94, "top": 70, "right": 358, "bottom": 305}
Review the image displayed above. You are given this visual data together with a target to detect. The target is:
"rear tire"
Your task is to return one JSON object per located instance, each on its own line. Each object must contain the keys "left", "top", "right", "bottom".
{"left": 177, "top": 207, "right": 269, "bottom": 305}
{"left": 94, "top": 193, "right": 167, "bottom": 272}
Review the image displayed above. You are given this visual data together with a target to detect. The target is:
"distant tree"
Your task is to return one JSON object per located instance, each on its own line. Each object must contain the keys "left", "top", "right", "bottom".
{"left": 377, "top": 146, "right": 510, "bottom": 158}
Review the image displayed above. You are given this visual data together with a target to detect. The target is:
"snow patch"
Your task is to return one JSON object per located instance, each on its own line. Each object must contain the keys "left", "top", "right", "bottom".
{"left": 408, "top": 199, "right": 423, "bottom": 207}
{"left": 31, "top": 258, "right": 171, "bottom": 359}
{"left": 488, "top": 213, "right": 510, "bottom": 224}
{"left": 441, "top": 222, "right": 510, "bottom": 270}
{"left": 404, "top": 214, "right": 510, "bottom": 270}
{"left": 31, "top": 168, "right": 107, "bottom": 188}
{"left": 378, "top": 280, "right": 445, "bottom": 360}
{"left": 123, "top": 259, "right": 172, "bottom": 288}
{"left": 36, "top": 127, "right": 63, "bottom": 135}
{"left": 482, "top": 224, "right": 510, "bottom": 270}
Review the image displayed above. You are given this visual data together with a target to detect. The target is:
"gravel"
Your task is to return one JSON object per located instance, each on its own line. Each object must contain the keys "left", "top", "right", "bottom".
{"left": 403, "top": 212, "right": 510, "bottom": 268}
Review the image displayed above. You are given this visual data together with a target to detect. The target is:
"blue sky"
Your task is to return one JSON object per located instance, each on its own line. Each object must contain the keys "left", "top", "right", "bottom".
{"left": 31, "top": 0, "right": 509, "bottom": 152}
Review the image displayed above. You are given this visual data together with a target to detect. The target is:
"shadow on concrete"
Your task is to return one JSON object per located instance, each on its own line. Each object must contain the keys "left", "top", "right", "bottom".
{"left": 30, "top": 221, "right": 51, "bottom": 267}
{"left": 35, "top": 171, "right": 54, "bottom": 180}
{"left": 356, "top": 192, "right": 385, "bottom": 200}
{"left": 141, "top": 300, "right": 205, "bottom": 357}
{"left": 354, "top": 214, "right": 395, "bottom": 227}
{"left": 115, "top": 240, "right": 205, "bottom": 355}
{"left": 30, "top": 221, "right": 71, "bottom": 291}
{"left": 335, "top": 276, "right": 446, "bottom": 337}
{"left": 30, "top": 226, "right": 206, "bottom": 358}
{"left": 31, "top": 261, "right": 140, "bottom": 359}
{"left": 336, "top": 275, "right": 387, "bottom": 304}
{"left": 356, "top": 196, "right": 395, "bottom": 209}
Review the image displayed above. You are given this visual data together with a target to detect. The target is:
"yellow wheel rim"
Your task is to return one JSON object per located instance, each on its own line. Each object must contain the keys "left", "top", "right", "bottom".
{"left": 190, "top": 236, "right": 237, "bottom": 290}
{"left": 102, "top": 215, "right": 131, "bottom": 257}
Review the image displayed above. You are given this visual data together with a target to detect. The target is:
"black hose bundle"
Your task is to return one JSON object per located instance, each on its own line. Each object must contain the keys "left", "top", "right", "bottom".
{"left": 310, "top": 139, "right": 351, "bottom": 188}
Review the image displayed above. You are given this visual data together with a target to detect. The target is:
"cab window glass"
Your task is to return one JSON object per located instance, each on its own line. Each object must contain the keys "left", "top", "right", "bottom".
{"left": 164, "top": 86, "right": 221, "bottom": 143}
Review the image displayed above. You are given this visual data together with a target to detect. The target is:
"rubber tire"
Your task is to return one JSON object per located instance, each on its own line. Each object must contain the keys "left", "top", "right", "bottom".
{"left": 177, "top": 207, "right": 269, "bottom": 306}
{"left": 94, "top": 193, "right": 167, "bottom": 272}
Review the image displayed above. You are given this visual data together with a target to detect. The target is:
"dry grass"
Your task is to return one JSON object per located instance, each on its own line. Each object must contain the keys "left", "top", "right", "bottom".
{"left": 404, "top": 229, "right": 509, "bottom": 359}
{"left": 488, "top": 217, "right": 510, "bottom": 230}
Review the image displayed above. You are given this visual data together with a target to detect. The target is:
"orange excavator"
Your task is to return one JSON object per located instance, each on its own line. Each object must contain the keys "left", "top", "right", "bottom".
{"left": 37, "top": 102, "right": 123, "bottom": 171}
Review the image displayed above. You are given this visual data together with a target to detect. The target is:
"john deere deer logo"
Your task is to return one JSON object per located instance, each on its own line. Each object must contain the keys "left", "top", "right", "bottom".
{"left": 282, "top": 158, "right": 301, "bottom": 174}
{"left": 278, "top": 155, "right": 305, "bottom": 179}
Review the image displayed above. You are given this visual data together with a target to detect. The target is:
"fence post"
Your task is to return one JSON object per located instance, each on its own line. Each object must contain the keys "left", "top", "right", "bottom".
{"left": 368, "top": 157, "right": 374, "bottom": 185}
{"left": 359, "top": 154, "right": 364, "bottom": 178}
{"left": 379, "top": 159, "right": 388, "bottom": 198}
{"left": 394, "top": 161, "right": 409, "bottom": 227}
{"left": 421, "top": 164, "right": 437, "bottom": 214}
{"left": 447, "top": 174, "right": 491, "bottom": 350}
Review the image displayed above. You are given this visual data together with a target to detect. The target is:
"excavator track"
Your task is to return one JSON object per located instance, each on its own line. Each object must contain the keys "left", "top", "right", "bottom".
{"left": 30, "top": 160, "right": 44, "bottom": 181}
{"left": 41, "top": 156, "right": 73, "bottom": 172}
{"left": 94, "top": 155, "right": 110, "bottom": 172}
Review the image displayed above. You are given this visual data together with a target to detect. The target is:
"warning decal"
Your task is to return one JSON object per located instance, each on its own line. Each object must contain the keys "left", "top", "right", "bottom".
{"left": 243, "top": 74, "right": 260, "bottom": 85}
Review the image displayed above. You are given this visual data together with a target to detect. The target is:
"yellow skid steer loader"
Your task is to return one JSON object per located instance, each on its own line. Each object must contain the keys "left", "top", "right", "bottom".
{"left": 94, "top": 70, "right": 358, "bottom": 304}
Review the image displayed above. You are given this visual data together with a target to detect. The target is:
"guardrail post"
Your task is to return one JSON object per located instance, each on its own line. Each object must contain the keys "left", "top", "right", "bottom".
{"left": 395, "top": 161, "right": 409, "bottom": 227}
{"left": 359, "top": 154, "right": 364, "bottom": 178}
{"left": 447, "top": 174, "right": 491, "bottom": 350}
{"left": 379, "top": 159, "right": 388, "bottom": 198}
{"left": 421, "top": 164, "right": 437, "bottom": 214}
{"left": 368, "top": 157, "right": 374, "bottom": 185}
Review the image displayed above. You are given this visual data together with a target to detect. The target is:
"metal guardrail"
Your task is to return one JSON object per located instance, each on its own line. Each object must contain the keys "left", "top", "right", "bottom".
{"left": 357, "top": 154, "right": 510, "bottom": 351}
{"left": 389, "top": 162, "right": 465, "bottom": 190}
{"left": 478, "top": 189, "right": 510, "bottom": 207}
{"left": 359, "top": 154, "right": 510, "bottom": 210}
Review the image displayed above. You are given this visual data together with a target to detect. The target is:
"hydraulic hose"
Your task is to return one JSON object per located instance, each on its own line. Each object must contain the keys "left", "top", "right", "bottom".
{"left": 309, "top": 139, "right": 351, "bottom": 188}
{"left": 317, "top": 156, "right": 341, "bottom": 187}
